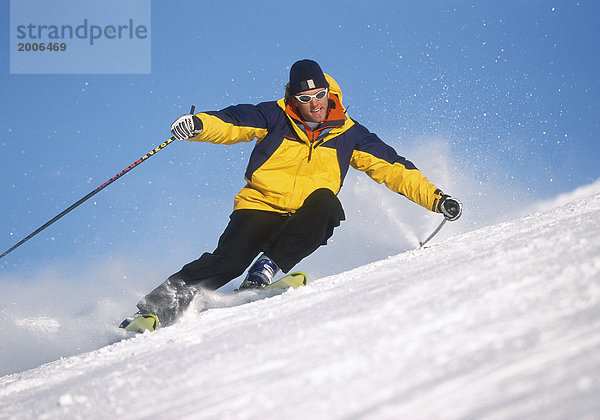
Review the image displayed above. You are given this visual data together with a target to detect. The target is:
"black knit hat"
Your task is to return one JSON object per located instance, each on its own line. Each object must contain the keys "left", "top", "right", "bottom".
{"left": 289, "top": 59, "right": 329, "bottom": 95}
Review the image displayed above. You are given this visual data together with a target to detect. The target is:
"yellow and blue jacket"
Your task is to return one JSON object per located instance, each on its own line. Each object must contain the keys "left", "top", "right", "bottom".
{"left": 188, "top": 75, "right": 445, "bottom": 214}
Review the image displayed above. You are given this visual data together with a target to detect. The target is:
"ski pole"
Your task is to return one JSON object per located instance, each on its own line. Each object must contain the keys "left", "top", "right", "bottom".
{"left": 0, "top": 106, "right": 194, "bottom": 261}
{"left": 418, "top": 218, "right": 447, "bottom": 249}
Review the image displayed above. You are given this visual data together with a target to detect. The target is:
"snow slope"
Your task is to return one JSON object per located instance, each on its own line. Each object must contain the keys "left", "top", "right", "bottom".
{"left": 1, "top": 193, "right": 600, "bottom": 419}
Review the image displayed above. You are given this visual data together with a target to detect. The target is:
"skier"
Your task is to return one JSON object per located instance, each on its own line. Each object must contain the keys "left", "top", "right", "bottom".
{"left": 123, "top": 59, "right": 462, "bottom": 328}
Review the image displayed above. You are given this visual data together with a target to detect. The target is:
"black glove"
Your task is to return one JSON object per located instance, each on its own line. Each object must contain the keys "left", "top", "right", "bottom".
{"left": 438, "top": 195, "right": 463, "bottom": 221}
{"left": 171, "top": 114, "right": 203, "bottom": 140}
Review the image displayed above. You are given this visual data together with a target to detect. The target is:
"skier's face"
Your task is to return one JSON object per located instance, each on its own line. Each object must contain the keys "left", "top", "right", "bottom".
{"left": 293, "top": 88, "right": 329, "bottom": 123}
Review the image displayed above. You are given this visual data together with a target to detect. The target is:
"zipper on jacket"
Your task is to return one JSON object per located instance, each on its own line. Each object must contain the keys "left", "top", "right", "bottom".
{"left": 307, "top": 132, "right": 316, "bottom": 162}
{"left": 308, "top": 137, "right": 326, "bottom": 163}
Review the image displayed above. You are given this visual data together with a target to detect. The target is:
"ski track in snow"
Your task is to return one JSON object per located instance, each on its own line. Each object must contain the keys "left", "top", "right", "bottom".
{"left": 1, "top": 194, "right": 600, "bottom": 419}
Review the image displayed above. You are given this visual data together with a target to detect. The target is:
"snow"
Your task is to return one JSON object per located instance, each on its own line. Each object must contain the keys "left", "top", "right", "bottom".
{"left": 1, "top": 192, "right": 600, "bottom": 419}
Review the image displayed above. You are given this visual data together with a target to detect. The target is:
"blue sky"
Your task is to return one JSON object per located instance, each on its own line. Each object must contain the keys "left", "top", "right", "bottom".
{"left": 1, "top": 0, "right": 599, "bottom": 278}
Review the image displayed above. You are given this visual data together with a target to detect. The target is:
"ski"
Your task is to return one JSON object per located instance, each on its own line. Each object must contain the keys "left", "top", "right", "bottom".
{"left": 119, "top": 313, "right": 159, "bottom": 334}
{"left": 259, "top": 271, "right": 307, "bottom": 292}
{"left": 119, "top": 272, "right": 307, "bottom": 334}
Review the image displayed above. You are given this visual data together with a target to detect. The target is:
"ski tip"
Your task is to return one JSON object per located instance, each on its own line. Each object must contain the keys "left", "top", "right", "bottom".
{"left": 289, "top": 271, "right": 308, "bottom": 286}
{"left": 261, "top": 271, "right": 308, "bottom": 292}
{"left": 119, "top": 313, "right": 159, "bottom": 333}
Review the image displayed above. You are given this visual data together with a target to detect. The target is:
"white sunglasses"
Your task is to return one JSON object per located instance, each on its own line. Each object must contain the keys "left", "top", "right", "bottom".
{"left": 294, "top": 88, "right": 328, "bottom": 104}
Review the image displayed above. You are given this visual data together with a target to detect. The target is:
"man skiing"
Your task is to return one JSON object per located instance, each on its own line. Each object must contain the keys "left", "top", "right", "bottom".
{"left": 122, "top": 59, "right": 462, "bottom": 330}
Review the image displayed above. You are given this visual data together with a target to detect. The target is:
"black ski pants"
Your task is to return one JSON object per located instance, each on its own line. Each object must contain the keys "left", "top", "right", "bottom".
{"left": 173, "top": 187, "right": 345, "bottom": 290}
{"left": 137, "top": 188, "right": 344, "bottom": 324}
